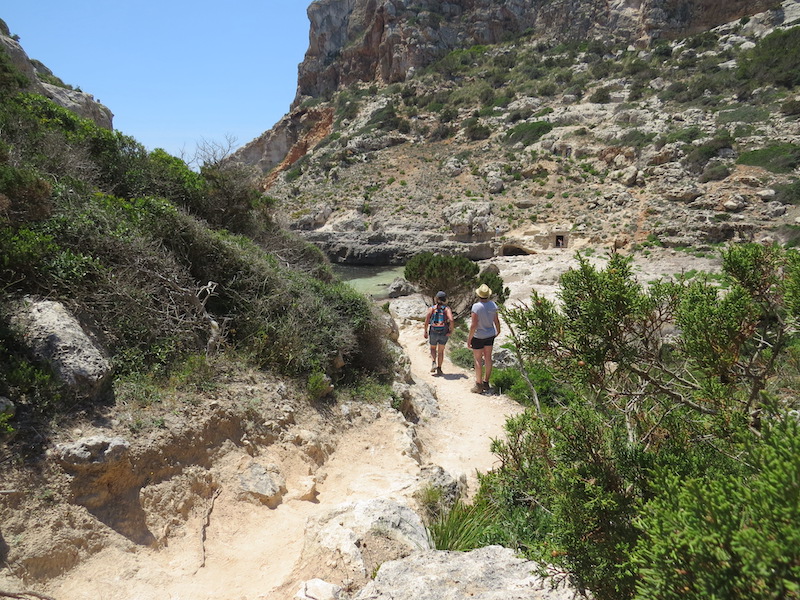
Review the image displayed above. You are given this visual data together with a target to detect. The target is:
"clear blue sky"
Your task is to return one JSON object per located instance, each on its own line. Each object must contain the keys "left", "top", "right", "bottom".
{"left": 2, "top": 1, "right": 311, "bottom": 158}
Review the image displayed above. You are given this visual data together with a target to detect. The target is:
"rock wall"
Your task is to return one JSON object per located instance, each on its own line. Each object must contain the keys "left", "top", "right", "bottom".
{"left": 294, "top": 0, "right": 778, "bottom": 102}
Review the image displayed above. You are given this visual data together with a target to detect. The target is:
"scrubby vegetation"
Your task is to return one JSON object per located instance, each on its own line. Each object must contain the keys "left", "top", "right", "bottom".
{"left": 0, "top": 45, "right": 393, "bottom": 446}
{"left": 459, "top": 245, "right": 800, "bottom": 599}
{"left": 404, "top": 251, "right": 509, "bottom": 319}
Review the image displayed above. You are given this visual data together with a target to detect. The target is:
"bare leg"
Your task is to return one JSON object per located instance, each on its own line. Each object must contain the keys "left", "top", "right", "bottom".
{"left": 472, "top": 348, "right": 484, "bottom": 384}
{"left": 436, "top": 344, "right": 446, "bottom": 368}
{"left": 482, "top": 346, "right": 494, "bottom": 384}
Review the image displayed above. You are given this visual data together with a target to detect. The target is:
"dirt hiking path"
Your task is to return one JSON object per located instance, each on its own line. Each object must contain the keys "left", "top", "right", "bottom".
{"left": 36, "top": 316, "right": 523, "bottom": 600}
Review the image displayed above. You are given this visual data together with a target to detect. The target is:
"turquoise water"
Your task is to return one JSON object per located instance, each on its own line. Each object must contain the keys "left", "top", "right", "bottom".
{"left": 332, "top": 265, "right": 406, "bottom": 298}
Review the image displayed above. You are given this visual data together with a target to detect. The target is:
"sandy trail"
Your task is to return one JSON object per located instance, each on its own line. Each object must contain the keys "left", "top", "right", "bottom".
{"left": 38, "top": 316, "right": 522, "bottom": 600}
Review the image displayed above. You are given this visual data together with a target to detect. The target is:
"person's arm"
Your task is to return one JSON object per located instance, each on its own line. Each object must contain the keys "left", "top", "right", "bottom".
{"left": 493, "top": 312, "right": 501, "bottom": 336}
{"left": 468, "top": 311, "right": 478, "bottom": 348}
{"left": 446, "top": 307, "right": 454, "bottom": 336}
{"left": 423, "top": 307, "right": 432, "bottom": 339}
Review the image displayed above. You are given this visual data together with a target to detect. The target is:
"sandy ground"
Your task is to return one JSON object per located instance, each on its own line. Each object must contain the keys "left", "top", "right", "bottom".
{"left": 35, "top": 317, "right": 523, "bottom": 600}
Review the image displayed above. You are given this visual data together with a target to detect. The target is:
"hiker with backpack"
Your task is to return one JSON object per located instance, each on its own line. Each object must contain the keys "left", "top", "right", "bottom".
{"left": 424, "top": 290, "right": 454, "bottom": 376}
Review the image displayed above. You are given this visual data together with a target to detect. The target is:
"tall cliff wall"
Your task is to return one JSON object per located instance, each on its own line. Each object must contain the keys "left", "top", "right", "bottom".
{"left": 294, "top": 0, "right": 779, "bottom": 103}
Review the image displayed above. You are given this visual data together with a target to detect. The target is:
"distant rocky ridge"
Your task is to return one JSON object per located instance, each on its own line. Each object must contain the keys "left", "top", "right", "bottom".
{"left": 0, "top": 19, "right": 113, "bottom": 129}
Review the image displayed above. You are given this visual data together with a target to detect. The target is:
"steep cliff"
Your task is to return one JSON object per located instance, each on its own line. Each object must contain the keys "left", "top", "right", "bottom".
{"left": 294, "top": 0, "right": 779, "bottom": 103}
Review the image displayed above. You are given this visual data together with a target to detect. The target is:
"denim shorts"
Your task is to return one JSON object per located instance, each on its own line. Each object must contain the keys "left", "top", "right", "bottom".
{"left": 429, "top": 329, "right": 449, "bottom": 346}
{"left": 471, "top": 335, "right": 496, "bottom": 350}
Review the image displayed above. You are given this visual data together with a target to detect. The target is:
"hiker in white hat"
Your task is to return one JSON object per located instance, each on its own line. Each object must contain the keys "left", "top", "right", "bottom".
{"left": 467, "top": 283, "right": 500, "bottom": 394}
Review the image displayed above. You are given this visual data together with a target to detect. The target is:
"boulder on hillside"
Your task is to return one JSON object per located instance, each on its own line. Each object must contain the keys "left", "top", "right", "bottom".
{"left": 353, "top": 545, "right": 576, "bottom": 600}
{"left": 387, "top": 277, "right": 415, "bottom": 298}
{"left": 7, "top": 297, "right": 112, "bottom": 400}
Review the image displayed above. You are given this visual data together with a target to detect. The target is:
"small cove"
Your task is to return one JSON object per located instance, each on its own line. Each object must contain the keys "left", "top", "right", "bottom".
{"left": 332, "top": 264, "right": 406, "bottom": 299}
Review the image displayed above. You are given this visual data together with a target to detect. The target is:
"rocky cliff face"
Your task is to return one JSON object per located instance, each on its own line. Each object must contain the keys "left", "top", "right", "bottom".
{"left": 295, "top": 0, "right": 778, "bottom": 103}
{"left": 235, "top": 0, "right": 800, "bottom": 265}
{"left": 0, "top": 23, "right": 113, "bottom": 129}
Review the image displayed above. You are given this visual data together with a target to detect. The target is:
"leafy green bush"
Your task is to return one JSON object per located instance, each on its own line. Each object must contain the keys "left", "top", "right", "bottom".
{"left": 463, "top": 118, "right": 491, "bottom": 141}
{"left": 683, "top": 131, "right": 734, "bottom": 173}
{"left": 775, "top": 180, "right": 800, "bottom": 205}
{"left": 633, "top": 418, "right": 800, "bottom": 600}
{"left": 589, "top": 86, "right": 613, "bottom": 103}
{"left": 737, "top": 142, "right": 800, "bottom": 173}
{"left": 699, "top": 162, "right": 731, "bottom": 182}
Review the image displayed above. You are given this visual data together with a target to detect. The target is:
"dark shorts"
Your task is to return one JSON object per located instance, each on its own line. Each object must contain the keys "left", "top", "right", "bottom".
{"left": 471, "top": 336, "right": 496, "bottom": 350}
{"left": 429, "top": 329, "right": 449, "bottom": 346}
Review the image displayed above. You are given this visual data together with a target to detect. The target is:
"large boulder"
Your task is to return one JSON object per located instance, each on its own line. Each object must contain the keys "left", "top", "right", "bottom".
{"left": 354, "top": 545, "right": 576, "bottom": 600}
{"left": 7, "top": 297, "right": 112, "bottom": 399}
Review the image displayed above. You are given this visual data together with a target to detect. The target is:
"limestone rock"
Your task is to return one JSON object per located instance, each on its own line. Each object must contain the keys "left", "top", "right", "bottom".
{"left": 353, "top": 545, "right": 576, "bottom": 600}
{"left": 307, "top": 498, "right": 431, "bottom": 578}
{"left": 387, "top": 277, "right": 415, "bottom": 298}
{"left": 55, "top": 435, "right": 130, "bottom": 467}
{"left": 296, "top": 579, "right": 342, "bottom": 600}
{"left": 7, "top": 297, "right": 112, "bottom": 399}
{"left": 0, "top": 33, "right": 112, "bottom": 129}
{"left": 0, "top": 396, "right": 15, "bottom": 419}
{"left": 237, "top": 461, "right": 287, "bottom": 508}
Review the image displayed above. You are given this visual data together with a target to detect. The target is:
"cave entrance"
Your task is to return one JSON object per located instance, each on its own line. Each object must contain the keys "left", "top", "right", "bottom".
{"left": 500, "top": 244, "right": 533, "bottom": 256}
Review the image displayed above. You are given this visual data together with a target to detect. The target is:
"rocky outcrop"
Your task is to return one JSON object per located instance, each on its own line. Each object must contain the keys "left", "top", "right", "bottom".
{"left": 7, "top": 297, "right": 113, "bottom": 400}
{"left": 0, "top": 28, "right": 113, "bottom": 129}
{"left": 295, "top": 0, "right": 777, "bottom": 102}
{"left": 301, "top": 229, "right": 497, "bottom": 265}
{"left": 353, "top": 545, "right": 575, "bottom": 600}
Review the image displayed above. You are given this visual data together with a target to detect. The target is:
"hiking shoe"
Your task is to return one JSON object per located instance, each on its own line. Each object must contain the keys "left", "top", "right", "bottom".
{"left": 471, "top": 383, "right": 484, "bottom": 394}
{"left": 482, "top": 381, "right": 491, "bottom": 392}
{"left": 436, "top": 367, "right": 443, "bottom": 376}
{"left": 431, "top": 361, "right": 437, "bottom": 373}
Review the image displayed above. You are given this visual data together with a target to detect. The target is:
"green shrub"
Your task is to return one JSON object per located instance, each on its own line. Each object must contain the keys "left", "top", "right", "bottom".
{"left": 404, "top": 252, "right": 480, "bottom": 317}
{"left": 684, "top": 131, "right": 734, "bottom": 173}
{"left": 0, "top": 163, "right": 53, "bottom": 222}
{"left": 738, "top": 26, "right": 800, "bottom": 89}
{"left": 481, "top": 245, "right": 800, "bottom": 600}
{"left": 775, "top": 180, "right": 800, "bottom": 205}
{"left": 698, "top": 162, "right": 731, "bottom": 182}
{"left": 633, "top": 418, "right": 800, "bottom": 600}
{"left": 782, "top": 99, "right": 800, "bottom": 117}
{"left": 463, "top": 118, "right": 491, "bottom": 141}
{"left": 737, "top": 143, "right": 800, "bottom": 173}
{"left": 506, "top": 121, "right": 554, "bottom": 146}
{"left": 307, "top": 371, "right": 333, "bottom": 400}
{"left": 589, "top": 86, "right": 613, "bottom": 103}
{"left": 716, "top": 105, "right": 770, "bottom": 125}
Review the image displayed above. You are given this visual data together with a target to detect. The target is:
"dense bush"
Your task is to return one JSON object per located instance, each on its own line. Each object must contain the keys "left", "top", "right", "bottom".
{"left": 737, "top": 142, "right": 800, "bottom": 174}
{"left": 633, "top": 417, "right": 800, "bottom": 600}
{"left": 0, "top": 49, "right": 394, "bottom": 437}
{"left": 505, "top": 121, "right": 554, "bottom": 146}
{"left": 738, "top": 26, "right": 800, "bottom": 89}
{"left": 478, "top": 245, "right": 800, "bottom": 600}
{"left": 404, "top": 252, "right": 480, "bottom": 318}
